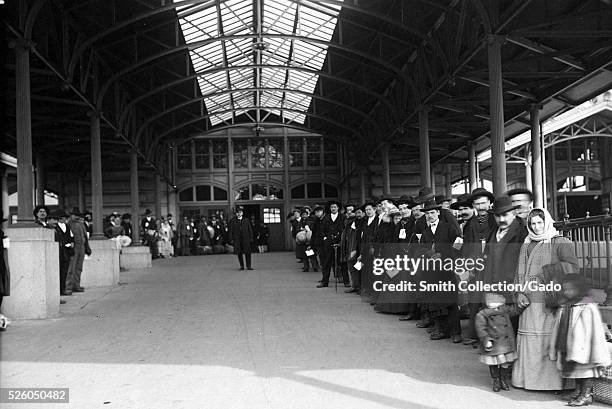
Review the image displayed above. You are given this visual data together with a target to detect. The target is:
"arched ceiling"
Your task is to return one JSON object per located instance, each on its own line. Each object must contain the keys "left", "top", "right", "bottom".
{"left": 1, "top": 0, "right": 612, "bottom": 176}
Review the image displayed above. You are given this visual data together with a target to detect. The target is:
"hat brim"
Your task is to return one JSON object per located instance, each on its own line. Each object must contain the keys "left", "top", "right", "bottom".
{"left": 450, "top": 201, "right": 471, "bottom": 210}
{"left": 414, "top": 193, "right": 435, "bottom": 205}
{"left": 492, "top": 204, "right": 520, "bottom": 216}
{"left": 422, "top": 205, "right": 442, "bottom": 212}
{"left": 469, "top": 191, "right": 495, "bottom": 204}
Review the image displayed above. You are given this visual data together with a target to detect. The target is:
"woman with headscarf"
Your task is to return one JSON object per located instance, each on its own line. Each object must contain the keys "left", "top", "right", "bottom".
{"left": 512, "top": 208, "right": 579, "bottom": 391}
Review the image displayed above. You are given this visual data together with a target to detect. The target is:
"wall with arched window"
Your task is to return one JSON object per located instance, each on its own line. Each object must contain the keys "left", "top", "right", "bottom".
{"left": 178, "top": 184, "right": 228, "bottom": 203}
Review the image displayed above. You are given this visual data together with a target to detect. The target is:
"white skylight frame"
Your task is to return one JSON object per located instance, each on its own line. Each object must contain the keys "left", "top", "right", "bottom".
{"left": 175, "top": 0, "right": 343, "bottom": 126}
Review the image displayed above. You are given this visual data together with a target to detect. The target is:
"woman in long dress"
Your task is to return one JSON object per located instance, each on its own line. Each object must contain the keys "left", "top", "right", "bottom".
{"left": 512, "top": 208, "right": 579, "bottom": 390}
{"left": 158, "top": 218, "right": 174, "bottom": 258}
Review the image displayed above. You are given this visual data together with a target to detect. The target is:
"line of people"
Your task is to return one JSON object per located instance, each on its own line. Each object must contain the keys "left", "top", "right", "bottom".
{"left": 290, "top": 187, "right": 612, "bottom": 406}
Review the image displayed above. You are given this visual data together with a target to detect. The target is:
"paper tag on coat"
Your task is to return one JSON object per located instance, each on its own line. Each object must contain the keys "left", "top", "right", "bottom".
{"left": 351, "top": 222, "right": 356, "bottom": 230}
{"left": 354, "top": 261, "right": 363, "bottom": 270}
{"left": 2, "top": 237, "right": 9, "bottom": 249}
{"left": 145, "top": 222, "right": 149, "bottom": 228}
{"left": 305, "top": 249, "right": 314, "bottom": 257}
{"left": 386, "top": 268, "right": 399, "bottom": 278}
{"left": 399, "top": 229, "right": 406, "bottom": 239}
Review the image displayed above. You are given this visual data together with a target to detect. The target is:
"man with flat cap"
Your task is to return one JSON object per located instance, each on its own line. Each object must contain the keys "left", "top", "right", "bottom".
{"left": 228, "top": 206, "right": 254, "bottom": 270}
{"left": 317, "top": 200, "right": 346, "bottom": 287}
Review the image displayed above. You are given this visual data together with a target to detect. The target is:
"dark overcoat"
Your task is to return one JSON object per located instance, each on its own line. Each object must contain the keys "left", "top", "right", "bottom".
{"left": 228, "top": 217, "right": 253, "bottom": 254}
{"left": 482, "top": 218, "right": 528, "bottom": 286}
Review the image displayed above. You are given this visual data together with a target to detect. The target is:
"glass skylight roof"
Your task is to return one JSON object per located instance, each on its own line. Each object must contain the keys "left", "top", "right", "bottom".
{"left": 175, "top": 0, "right": 343, "bottom": 126}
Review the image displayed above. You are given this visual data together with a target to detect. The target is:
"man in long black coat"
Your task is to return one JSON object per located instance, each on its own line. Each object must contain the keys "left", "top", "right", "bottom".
{"left": 228, "top": 206, "right": 253, "bottom": 270}
{"left": 317, "top": 200, "right": 346, "bottom": 287}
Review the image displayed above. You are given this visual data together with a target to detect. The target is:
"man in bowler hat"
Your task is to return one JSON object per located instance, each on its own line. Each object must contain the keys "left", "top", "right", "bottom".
{"left": 228, "top": 206, "right": 254, "bottom": 270}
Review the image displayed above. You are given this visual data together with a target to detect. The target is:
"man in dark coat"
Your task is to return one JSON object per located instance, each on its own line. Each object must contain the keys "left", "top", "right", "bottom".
{"left": 317, "top": 200, "right": 346, "bottom": 287}
{"left": 309, "top": 206, "right": 325, "bottom": 268}
{"left": 141, "top": 209, "right": 159, "bottom": 259}
{"left": 482, "top": 196, "right": 528, "bottom": 334}
{"left": 341, "top": 204, "right": 362, "bottom": 293}
{"left": 48, "top": 210, "right": 75, "bottom": 297}
{"left": 414, "top": 187, "right": 461, "bottom": 238}
{"left": 228, "top": 206, "right": 254, "bottom": 270}
{"left": 358, "top": 202, "right": 380, "bottom": 301}
{"left": 461, "top": 187, "right": 497, "bottom": 345}
{"left": 83, "top": 210, "right": 93, "bottom": 238}
{"left": 417, "top": 199, "right": 462, "bottom": 343}
{"left": 121, "top": 213, "right": 134, "bottom": 240}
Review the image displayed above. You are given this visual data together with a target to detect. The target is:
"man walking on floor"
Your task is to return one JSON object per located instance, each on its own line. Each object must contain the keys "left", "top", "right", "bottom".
{"left": 228, "top": 206, "right": 254, "bottom": 270}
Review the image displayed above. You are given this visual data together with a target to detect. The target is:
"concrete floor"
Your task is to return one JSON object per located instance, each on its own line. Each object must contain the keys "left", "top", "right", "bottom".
{"left": 1, "top": 252, "right": 608, "bottom": 409}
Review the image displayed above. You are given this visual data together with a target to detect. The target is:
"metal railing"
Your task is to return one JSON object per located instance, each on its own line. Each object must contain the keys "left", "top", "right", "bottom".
{"left": 554, "top": 212, "right": 612, "bottom": 299}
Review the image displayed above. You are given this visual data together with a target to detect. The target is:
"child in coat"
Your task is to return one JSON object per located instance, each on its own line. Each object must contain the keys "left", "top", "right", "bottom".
{"left": 549, "top": 274, "right": 611, "bottom": 406}
{"left": 475, "top": 292, "right": 524, "bottom": 392}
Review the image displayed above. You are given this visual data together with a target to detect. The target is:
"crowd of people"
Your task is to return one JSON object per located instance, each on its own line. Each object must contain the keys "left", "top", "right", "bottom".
{"left": 288, "top": 187, "right": 612, "bottom": 405}
{"left": 98, "top": 209, "right": 268, "bottom": 259}
{"left": 2, "top": 188, "right": 611, "bottom": 405}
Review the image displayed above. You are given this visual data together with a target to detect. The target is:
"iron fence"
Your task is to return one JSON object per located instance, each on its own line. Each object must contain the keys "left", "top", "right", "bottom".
{"left": 554, "top": 213, "right": 612, "bottom": 297}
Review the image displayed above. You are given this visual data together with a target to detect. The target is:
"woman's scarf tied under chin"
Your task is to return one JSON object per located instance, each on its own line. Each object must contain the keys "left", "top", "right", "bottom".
{"left": 525, "top": 207, "right": 559, "bottom": 243}
{"left": 516, "top": 208, "right": 560, "bottom": 286}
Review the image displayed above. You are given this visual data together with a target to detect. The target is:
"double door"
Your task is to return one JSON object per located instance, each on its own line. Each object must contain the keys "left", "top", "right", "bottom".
{"left": 240, "top": 204, "right": 284, "bottom": 251}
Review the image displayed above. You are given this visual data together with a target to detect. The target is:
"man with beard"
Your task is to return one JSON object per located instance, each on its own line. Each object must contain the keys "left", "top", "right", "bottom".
{"left": 317, "top": 200, "right": 346, "bottom": 288}
{"left": 342, "top": 204, "right": 363, "bottom": 293}
{"left": 505, "top": 188, "right": 533, "bottom": 228}
{"left": 462, "top": 187, "right": 496, "bottom": 346}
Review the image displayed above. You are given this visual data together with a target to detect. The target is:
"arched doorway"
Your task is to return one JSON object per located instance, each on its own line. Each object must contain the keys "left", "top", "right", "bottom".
{"left": 234, "top": 182, "right": 285, "bottom": 251}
